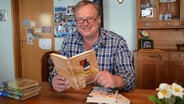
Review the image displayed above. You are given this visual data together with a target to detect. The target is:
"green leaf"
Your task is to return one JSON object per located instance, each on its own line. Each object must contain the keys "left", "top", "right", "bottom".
{"left": 175, "top": 96, "right": 184, "bottom": 104}
{"left": 148, "top": 96, "right": 163, "bottom": 104}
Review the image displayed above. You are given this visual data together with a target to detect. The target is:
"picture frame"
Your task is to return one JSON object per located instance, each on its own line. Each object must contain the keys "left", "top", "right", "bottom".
{"left": 0, "top": 10, "right": 7, "bottom": 21}
{"left": 140, "top": 39, "right": 154, "bottom": 49}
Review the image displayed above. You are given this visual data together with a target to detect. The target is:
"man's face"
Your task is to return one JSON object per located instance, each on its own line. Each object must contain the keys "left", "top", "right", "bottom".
{"left": 75, "top": 4, "right": 101, "bottom": 39}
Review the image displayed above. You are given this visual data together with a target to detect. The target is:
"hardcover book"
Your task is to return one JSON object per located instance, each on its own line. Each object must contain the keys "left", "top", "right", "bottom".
{"left": 115, "top": 94, "right": 130, "bottom": 104}
{"left": 4, "top": 78, "right": 39, "bottom": 90}
{"left": 86, "top": 87, "right": 130, "bottom": 104}
{"left": 50, "top": 49, "right": 99, "bottom": 91}
{"left": 0, "top": 91, "right": 40, "bottom": 101}
{"left": 86, "top": 87, "right": 118, "bottom": 104}
{"left": 0, "top": 85, "right": 41, "bottom": 96}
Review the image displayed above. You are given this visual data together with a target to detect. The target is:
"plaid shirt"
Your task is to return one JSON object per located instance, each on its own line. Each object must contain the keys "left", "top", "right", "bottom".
{"left": 49, "top": 28, "right": 135, "bottom": 91}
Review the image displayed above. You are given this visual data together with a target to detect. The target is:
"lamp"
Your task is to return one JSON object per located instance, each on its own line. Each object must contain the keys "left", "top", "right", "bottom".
{"left": 117, "top": 0, "right": 124, "bottom": 4}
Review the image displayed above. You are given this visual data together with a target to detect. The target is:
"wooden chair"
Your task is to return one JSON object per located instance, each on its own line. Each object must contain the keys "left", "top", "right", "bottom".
{"left": 41, "top": 51, "right": 59, "bottom": 82}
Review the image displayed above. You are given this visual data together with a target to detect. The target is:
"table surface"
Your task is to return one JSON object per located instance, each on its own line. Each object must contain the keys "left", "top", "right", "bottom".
{"left": 0, "top": 82, "right": 156, "bottom": 104}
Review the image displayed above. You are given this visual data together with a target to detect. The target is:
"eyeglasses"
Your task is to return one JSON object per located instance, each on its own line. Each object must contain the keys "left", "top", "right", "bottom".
{"left": 76, "top": 16, "right": 98, "bottom": 24}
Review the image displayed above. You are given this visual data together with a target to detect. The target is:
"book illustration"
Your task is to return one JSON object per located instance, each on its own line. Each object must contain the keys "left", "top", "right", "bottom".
{"left": 80, "top": 59, "right": 98, "bottom": 85}
{"left": 50, "top": 49, "right": 99, "bottom": 91}
{"left": 5, "top": 78, "right": 39, "bottom": 90}
{"left": 86, "top": 87, "right": 118, "bottom": 104}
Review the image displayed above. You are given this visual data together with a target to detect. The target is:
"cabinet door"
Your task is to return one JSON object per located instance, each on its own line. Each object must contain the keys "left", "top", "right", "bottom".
{"left": 170, "top": 53, "right": 184, "bottom": 87}
{"left": 136, "top": 53, "right": 169, "bottom": 89}
{"left": 170, "top": 61, "right": 184, "bottom": 87}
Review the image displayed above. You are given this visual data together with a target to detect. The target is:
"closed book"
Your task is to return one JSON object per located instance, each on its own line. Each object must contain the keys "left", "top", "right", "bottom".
{"left": 19, "top": 92, "right": 40, "bottom": 101}
{"left": 5, "top": 78, "right": 39, "bottom": 90}
{"left": 0, "top": 86, "right": 41, "bottom": 96}
{"left": 0, "top": 90, "right": 40, "bottom": 101}
{"left": 86, "top": 87, "right": 118, "bottom": 104}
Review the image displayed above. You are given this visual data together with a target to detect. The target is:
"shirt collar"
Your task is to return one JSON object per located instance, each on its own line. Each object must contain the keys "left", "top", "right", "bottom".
{"left": 73, "top": 28, "right": 106, "bottom": 47}
{"left": 98, "top": 28, "right": 106, "bottom": 47}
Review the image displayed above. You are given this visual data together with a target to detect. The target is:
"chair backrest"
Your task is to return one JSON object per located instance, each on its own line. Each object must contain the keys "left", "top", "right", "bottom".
{"left": 41, "top": 51, "right": 59, "bottom": 82}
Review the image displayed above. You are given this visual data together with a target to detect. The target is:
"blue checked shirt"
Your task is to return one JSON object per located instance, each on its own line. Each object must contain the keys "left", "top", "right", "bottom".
{"left": 49, "top": 28, "right": 135, "bottom": 91}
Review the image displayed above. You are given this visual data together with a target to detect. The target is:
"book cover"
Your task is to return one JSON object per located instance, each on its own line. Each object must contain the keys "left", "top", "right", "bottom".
{"left": 5, "top": 78, "right": 39, "bottom": 90}
{"left": 86, "top": 87, "right": 118, "bottom": 104}
{"left": 0, "top": 90, "right": 40, "bottom": 101}
{"left": 0, "top": 85, "right": 41, "bottom": 96}
{"left": 50, "top": 49, "right": 99, "bottom": 91}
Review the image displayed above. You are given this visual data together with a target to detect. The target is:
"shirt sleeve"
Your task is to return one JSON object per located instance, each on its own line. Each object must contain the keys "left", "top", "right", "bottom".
{"left": 114, "top": 41, "right": 136, "bottom": 92}
{"left": 48, "top": 68, "right": 57, "bottom": 85}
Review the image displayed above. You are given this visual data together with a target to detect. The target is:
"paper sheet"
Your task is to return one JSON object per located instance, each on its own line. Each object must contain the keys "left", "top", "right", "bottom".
{"left": 39, "top": 38, "right": 52, "bottom": 50}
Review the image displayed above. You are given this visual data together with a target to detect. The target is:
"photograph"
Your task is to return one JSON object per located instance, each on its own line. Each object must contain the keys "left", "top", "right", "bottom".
{"left": 0, "top": 10, "right": 7, "bottom": 21}
{"left": 141, "top": 39, "right": 154, "bottom": 49}
{"left": 54, "top": 6, "right": 76, "bottom": 38}
{"left": 66, "top": 6, "right": 74, "bottom": 15}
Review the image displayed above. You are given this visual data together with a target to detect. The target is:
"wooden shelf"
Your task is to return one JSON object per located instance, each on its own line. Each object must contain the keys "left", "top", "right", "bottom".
{"left": 135, "top": 0, "right": 184, "bottom": 89}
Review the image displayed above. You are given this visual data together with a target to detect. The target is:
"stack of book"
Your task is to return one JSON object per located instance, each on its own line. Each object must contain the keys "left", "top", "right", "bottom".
{"left": 0, "top": 78, "right": 41, "bottom": 101}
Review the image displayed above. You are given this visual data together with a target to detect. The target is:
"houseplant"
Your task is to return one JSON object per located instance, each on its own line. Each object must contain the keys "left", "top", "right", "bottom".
{"left": 148, "top": 83, "right": 184, "bottom": 104}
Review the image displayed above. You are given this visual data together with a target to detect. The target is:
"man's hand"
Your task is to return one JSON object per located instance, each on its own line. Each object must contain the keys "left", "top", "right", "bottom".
{"left": 51, "top": 75, "right": 70, "bottom": 92}
{"left": 95, "top": 71, "right": 125, "bottom": 89}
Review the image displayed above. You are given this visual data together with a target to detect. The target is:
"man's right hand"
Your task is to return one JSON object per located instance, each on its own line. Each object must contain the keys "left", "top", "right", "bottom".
{"left": 51, "top": 75, "right": 70, "bottom": 92}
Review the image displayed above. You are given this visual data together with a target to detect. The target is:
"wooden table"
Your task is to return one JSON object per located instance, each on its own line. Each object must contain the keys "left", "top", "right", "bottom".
{"left": 0, "top": 82, "right": 156, "bottom": 104}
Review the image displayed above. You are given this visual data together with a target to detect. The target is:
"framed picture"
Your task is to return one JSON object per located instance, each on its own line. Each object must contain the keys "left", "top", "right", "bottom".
{"left": 141, "top": 39, "right": 154, "bottom": 49}
{"left": 0, "top": 10, "right": 7, "bottom": 21}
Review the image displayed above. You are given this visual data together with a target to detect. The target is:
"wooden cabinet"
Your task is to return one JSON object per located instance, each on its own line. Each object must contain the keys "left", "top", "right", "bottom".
{"left": 136, "top": 52, "right": 184, "bottom": 89}
{"left": 137, "top": 0, "right": 183, "bottom": 28}
{"left": 136, "top": 52, "right": 169, "bottom": 89}
{"left": 136, "top": 0, "right": 184, "bottom": 89}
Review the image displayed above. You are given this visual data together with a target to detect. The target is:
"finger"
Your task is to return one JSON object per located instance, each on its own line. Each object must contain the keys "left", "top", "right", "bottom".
{"left": 97, "top": 75, "right": 109, "bottom": 87}
{"left": 100, "top": 79, "right": 109, "bottom": 87}
{"left": 54, "top": 80, "right": 70, "bottom": 92}
{"left": 95, "top": 71, "right": 105, "bottom": 81}
{"left": 55, "top": 75, "right": 65, "bottom": 80}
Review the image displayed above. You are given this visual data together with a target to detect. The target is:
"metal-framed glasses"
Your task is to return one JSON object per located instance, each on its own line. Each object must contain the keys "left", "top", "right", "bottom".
{"left": 76, "top": 16, "right": 98, "bottom": 24}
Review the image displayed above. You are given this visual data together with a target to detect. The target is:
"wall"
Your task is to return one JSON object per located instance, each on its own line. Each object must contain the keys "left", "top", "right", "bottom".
{"left": 54, "top": 0, "right": 136, "bottom": 52}
{"left": 54, "top": 0, "right": 81, "bottom": 50}
{"left": 103, "top": 0, "right": 136, "bottom": 51}
{"left": 0, "top": 0, "right": 136, "bottom": 81}
{"left": 0, "top": 0, "right": 15, "bottom": 82}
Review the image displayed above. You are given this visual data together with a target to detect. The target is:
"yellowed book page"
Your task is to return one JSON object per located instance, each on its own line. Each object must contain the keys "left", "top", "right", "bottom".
{"left": 50, "top": 53, "right": 78, "bottom": 90}
{"left": 70, "top": 50, "right": 99, "bottom": 87}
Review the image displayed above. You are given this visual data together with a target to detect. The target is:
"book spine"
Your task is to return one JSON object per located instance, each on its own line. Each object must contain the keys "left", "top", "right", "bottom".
{"left": 0, "top": 91, "right": 20, "bottom": 100}
{"left": 8, "top": 82, "right": 39, "bottom": 90}
{"left": 1, "top": 88, "right": 23, "bottom": 96}
{"left": 0, "top": 91, "right": 8, "bottom": 97}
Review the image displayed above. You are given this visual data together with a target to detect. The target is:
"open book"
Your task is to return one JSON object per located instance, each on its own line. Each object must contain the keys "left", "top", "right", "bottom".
{"left": 86, "top": 87, "right": 118, "bottom": 104}
{"left": 86, "top": 87, "right": 130, "bottom": 104}
{"left": 50, "top": 50, "right": 99, "bottom": 91}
